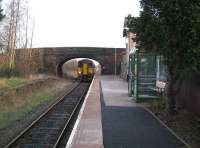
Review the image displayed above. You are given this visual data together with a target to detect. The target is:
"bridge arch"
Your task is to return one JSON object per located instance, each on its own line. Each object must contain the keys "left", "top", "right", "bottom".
{"left": 56, "top": 56, "right": 103, "bottom": 77}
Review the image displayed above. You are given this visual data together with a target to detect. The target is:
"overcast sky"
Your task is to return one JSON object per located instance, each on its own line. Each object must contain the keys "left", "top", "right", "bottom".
{"left": 27, "top": 0, "right": 141, "bottom": 48}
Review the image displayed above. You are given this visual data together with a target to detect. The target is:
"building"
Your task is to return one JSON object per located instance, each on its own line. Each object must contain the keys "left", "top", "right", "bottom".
{"left": 121, "top": 15, "right": 137, "bottom": 80}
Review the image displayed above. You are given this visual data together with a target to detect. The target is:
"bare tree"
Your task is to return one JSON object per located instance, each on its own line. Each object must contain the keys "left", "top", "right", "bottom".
{"left": 9, "top": 0, "right": 21, "bottom": 70}
{"left": 0, "top": 0, "right": 34, "bottom": 76}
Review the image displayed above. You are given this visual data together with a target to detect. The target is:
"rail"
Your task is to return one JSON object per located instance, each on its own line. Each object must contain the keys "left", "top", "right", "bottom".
{"left": 5, "top": 81, "right": 91, "bottom": 148}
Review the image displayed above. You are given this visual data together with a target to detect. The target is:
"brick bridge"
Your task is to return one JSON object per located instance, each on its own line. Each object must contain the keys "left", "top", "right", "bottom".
{"left": 16, "top": 47, "right": 126, "bottom": 76}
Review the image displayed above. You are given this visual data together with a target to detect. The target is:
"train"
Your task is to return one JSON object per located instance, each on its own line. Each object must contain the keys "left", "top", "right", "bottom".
{"left": 77, "top": 59, "right": 95, "bottom": 81}
{"left": 62, "top": 58, "right": 97, "bottom": 82}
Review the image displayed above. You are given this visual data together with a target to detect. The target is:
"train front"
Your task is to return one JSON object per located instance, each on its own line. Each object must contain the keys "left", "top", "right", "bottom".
{"left": 77, "top": 59, "right": 95, "bottom": 82}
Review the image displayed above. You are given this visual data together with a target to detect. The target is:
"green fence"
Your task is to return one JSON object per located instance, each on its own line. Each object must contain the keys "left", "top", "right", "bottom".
{"left": 128, "top": 51, "right": 165, "bottom": 102}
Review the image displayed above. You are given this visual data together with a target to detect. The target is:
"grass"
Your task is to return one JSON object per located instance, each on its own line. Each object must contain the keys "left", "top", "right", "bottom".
{"left": 141, "top": 97, "right": 164, "bottom": 114}
{"left": 149, "top": 99, "right": 163, "bottom": 109}
{"left": 0, "top": 90, "right": 55, "bottom": 128}
{"left": 0, "top": 78, "right": 68, "bottom": 129}
{"left": 0, "top": 77, "right": 28, "bottom": 90}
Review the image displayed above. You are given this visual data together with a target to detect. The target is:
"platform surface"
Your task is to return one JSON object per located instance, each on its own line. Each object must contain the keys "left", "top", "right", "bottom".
{"left": 101, "top": 76, "right": 187, "bottom": 148}
{"left": 66, "top": 76, "right": 103, "bottom": 148}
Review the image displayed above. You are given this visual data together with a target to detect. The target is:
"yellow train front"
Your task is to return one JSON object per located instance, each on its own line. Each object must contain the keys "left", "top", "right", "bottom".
{"left": 77, "top": 59, "right": 95, "bottom": 82}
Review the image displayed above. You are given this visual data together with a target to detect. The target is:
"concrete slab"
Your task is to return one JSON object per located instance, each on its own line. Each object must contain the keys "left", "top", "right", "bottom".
{"left": 101, "top": 75, "right": 187, "bottom": 148}
{"left": 101, "top": 76, "right": 136, "bottom": 107}
{"left": 68, "top": 144, "right": 104, "bottom": 148}
{"left": 66, "top": 76, "right": 104, "bottom": 148}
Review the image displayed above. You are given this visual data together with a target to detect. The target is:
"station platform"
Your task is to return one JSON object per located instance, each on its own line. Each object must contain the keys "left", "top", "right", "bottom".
{"left": 67, "top": 75, "right": 188, "bottom": 148}
{"left": 101, "top": 76, "right": 187, "bottom": 148}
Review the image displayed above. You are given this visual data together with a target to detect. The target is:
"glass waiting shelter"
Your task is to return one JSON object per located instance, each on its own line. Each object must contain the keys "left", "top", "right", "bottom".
{"left": 128, "top": 51, "right": 165, "bottom": 102}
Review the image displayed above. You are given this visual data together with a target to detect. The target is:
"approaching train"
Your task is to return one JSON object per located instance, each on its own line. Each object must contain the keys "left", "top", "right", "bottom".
{"left": 62, "top": 58, "right": 97, "bottom": 81}
{"left": 77, "top": 59, "right": 95, "bottom": 81}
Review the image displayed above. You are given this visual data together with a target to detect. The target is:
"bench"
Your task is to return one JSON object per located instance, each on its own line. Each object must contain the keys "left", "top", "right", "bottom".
{"left": 156, "top": 81, "right": 166, "bottom": 97}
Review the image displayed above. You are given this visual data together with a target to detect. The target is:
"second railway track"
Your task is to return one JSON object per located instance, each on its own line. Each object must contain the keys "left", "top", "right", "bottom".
{"left": 5, "top": 82, "right": 91, "bottom": 148}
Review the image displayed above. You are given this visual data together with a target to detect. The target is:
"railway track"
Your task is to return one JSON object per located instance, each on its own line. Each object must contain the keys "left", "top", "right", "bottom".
{"left": 5, "top": 82, "right": 91, "bottom": 148}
